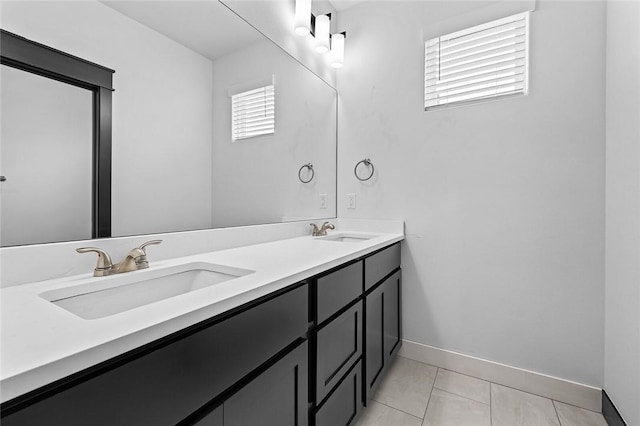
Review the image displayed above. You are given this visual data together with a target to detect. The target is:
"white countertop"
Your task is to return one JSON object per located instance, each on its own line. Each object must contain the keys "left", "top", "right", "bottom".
{"left": 0, "top": 230, "right": 403, "bottom": 403}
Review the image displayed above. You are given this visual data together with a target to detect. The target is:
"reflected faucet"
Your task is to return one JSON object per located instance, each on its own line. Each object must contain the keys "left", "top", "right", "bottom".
{"left": 77, "top": 240, "right": 162, "bottom": 277}
{"left": 310, "top": 222, "right": 335, "bottom": 237}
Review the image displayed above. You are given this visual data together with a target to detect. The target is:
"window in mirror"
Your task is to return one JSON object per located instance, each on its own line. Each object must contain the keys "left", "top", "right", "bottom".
{"left": 231, "top": 84, "right": 275, "bottom": 141}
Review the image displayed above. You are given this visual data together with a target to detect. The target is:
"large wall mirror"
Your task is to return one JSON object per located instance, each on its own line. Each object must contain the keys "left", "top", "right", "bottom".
{"left": 0, "top": 0, "right": 337, "bottom": 247}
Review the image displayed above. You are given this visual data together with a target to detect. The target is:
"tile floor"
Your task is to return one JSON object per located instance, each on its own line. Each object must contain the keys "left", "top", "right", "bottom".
{"left": 355, "top": 356, "right": 608, "bottom": 426}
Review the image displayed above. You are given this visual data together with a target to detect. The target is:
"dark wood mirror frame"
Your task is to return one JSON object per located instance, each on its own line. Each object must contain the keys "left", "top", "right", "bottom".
{"left": 0, "top": 29, "right": 114, "bottom": 238}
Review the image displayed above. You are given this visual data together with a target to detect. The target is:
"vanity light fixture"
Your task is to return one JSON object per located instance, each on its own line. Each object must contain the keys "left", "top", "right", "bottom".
{"left": 294, "top": 0, "right": 312, "bottom": 36}
{"left": 293, "top": 3, "right": 346, "bottom": 69}
{"left": 314, "top": 14, "right": 331, "bottom": 53}
{"left": 330, "top": 32, "right": 346, "bottom": 68}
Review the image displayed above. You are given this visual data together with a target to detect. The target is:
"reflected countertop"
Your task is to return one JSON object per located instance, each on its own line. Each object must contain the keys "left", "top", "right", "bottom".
{"left": 0, "top": 228, "right": 404, "bottom": 403}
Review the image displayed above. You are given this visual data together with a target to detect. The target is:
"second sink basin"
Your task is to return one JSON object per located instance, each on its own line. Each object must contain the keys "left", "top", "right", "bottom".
{"left": 40, "top": 262, "right": 254, "bottom": 320}
{"left": 316, "top": 233, "right": 378, "bottom": 243}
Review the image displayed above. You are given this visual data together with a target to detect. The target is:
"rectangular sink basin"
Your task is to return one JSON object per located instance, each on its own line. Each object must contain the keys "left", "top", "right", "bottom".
{"left": 40, "top": 262, "right": 254, "bottom": 320}
{"left": 316, "top": 233, "right": 378, "bottom": 243}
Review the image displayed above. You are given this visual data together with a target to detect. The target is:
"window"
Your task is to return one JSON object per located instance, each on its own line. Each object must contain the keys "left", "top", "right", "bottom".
{"left": 424, "top": 12, "right": 529, "bottom": 110}
{"left": 231, "top": 84, "right": 275, "bottom": 141}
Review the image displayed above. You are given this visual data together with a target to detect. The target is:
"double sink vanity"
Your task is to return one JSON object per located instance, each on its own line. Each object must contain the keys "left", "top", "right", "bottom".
{"left": 0, "top": 222, "right": 404, "bottom": 425}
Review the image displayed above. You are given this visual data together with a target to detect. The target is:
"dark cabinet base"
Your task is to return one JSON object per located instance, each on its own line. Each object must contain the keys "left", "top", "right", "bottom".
{"left": 365, "top": 270, "right": 401, "bottom": 403}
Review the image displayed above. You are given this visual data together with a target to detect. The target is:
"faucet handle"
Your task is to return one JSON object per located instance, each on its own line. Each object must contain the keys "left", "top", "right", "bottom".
{"left": 310, "top": 223, "right": 320, "bottom": 236}
{"left": 76, "top": 247, "right": 114, "bottom": 276}
{"left": 130, "top": 240, "right": 162, "bottom": 270}
{"left": 138, "top": 239, "right": 162, "bottom": 253}
{"left": 320, "top": 222, "right": 335, "bottom": 234}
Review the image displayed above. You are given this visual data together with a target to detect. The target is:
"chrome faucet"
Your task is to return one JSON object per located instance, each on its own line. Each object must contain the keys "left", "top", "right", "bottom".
{"left": 310, "top": 222, "right": 335, "bottom": 237}
{"left": 77, "top": 240, "right": 162, "bottom": 277}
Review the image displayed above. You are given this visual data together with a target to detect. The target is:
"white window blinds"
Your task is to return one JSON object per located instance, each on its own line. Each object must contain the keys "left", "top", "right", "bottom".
{"left": 231, "top": 84, "right": 275, "bottom": 141}
{"left": 424, "top": 12, "right": 529, "bottom": 110}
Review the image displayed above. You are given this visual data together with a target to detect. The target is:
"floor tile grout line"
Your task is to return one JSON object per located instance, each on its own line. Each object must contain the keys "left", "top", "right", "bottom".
{"left": 420, "top": 367, "right": 439, "bottom": 421}
{"left": 371, "top": 400, "right": 423, "bottom": 421}
{"left": 432, "top": 383, "right": 491, "bottom": 406}
{"left": 437, "top": 366, "right": 494, "bottom": 385}
{"left": 431, "top": 385, "right": 491, "bottom": 406}
{"left": 490, "top": 382, "right": 493, "bottom": 426}
{"left": 552, "top": 399, "right": 605, "bottom": 415}
{"left": 552, "top": 399, "right": 563, "bottom": 425}
{"left": 488, "top": 380, "right": 570, "bottom": 410}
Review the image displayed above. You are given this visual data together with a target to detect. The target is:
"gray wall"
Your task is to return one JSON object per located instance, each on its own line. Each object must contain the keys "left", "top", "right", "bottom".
{"left": 211, "top": 39, "right": 337, "bottom": 227}
{"left": 337, "top": 0, "right": 606, "bottom": 387}
{"left": 604, "top": 1, "right": 640, "bottom": 424}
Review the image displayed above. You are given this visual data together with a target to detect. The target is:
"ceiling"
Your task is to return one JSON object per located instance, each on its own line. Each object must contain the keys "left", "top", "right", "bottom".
{"left": 100, "top": 1, "right": 263, "bottom": 61}
{"left": 328, "top": 0, "right": 368, "bottom": 11}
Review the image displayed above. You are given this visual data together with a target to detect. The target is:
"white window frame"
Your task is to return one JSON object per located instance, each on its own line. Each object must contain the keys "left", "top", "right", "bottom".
{"left": 424, "top": 12, "right": 530, "bottom": 111}
{"left": 231, "top": 82, "right": 275, "bottom": 141}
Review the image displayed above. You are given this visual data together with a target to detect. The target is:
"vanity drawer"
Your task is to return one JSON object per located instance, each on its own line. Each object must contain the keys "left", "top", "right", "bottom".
{"left": 316, "top": 261, "right": 362, "bottom": 324}
{"left": 316, "top": 301, "right": 363, "bottom": 403}
{"left": 2, "top": 283, "right": 308, "bottom": 426}
{"left": 364, "top": 243, "right": 400, "bottom": 290}
{"left": 315, "top": 361, "right": 362, "bottom": 426}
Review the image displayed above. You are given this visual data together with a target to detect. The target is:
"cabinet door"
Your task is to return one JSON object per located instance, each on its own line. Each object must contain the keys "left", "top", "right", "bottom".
{"left": 315, "top": 361, "right": 362, "bottom": 426}
{"left": 364, "top": 270, "right": 401, "bottom": 403}
{"left": 316, "top": 301, "right": 363, "bottom": 403}
{"left": 224, "top": 342, "right": 308, "bottom": 426}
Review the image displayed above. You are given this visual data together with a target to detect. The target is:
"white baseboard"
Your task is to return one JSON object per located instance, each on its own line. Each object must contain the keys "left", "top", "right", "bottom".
{"left": 398, "top": 339, "right": 602, "bottom": 413}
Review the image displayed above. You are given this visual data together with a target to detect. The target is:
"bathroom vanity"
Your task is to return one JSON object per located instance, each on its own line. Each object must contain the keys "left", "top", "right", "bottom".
{"left": 0, "top": 232, "right": 403, "bottom": 425}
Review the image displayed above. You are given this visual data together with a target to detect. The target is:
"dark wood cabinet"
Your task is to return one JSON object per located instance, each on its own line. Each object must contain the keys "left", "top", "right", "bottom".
{"left": 312, "top": 242, "right": 401, "bottom": 425}
{"left": 364, "top": 270, "right": 402, "bottom": 404}
{"left": 312, "top": 260, "right": 365, "bottom": 426}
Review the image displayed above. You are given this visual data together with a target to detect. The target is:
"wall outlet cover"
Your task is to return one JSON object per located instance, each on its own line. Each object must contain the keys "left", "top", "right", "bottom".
{"left": 319, "top": 194, "right": 328, "bottom": 209}
{"left": 347, "top": 193, "right": 356, "bottom": 209}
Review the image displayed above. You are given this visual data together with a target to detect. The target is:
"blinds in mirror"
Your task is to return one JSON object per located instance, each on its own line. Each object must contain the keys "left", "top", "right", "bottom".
{"left": 232, "top": 84, "right": 275, "bottom": 141}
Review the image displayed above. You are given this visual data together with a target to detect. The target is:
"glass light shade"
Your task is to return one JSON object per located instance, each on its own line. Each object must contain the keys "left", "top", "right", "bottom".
{"left": 314, "top": 14, "right": 330, "bottom": 53}
{"left": 330, "top": 33, "right": 345, "bottom": 68}
{"left": 294, "top": 0, "right": 311, "bottom": 37}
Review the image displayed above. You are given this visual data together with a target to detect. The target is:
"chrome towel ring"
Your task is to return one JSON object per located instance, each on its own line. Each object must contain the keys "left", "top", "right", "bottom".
{"left": 298, "top": 163, "right": 314, "bottom": 183}
{"left": 354, "top": 158, "right": 374, "bottom": 181}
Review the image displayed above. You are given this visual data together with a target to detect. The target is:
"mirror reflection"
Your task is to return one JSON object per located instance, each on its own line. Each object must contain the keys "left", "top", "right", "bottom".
{"left": 0, "top": 0, "right": 337, "bottom": 247}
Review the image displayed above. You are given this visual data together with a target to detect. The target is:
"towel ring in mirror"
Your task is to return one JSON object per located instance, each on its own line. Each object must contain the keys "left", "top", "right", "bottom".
{"left": 298, "top": 163, "right": 314, "bottom": 183}
{"left": 354, "top": 158, "right": 374, "bottom": 181}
